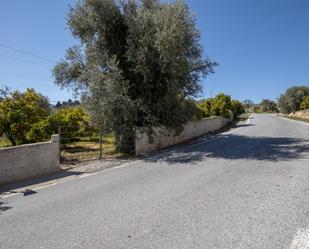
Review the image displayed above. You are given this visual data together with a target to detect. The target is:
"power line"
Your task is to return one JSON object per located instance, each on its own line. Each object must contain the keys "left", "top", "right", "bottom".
{"left": 0, "top": 43, "right": 56, "bottom": 63}
{"left": 0, "top": 53, "right": 51, "bottom": 68}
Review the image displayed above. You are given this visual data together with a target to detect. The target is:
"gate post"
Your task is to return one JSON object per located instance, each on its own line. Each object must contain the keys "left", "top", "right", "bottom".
{"left": 58, "top": 126, "right": 61, "bottom": 163}
{"left": 99, "top": 126, "right": 103, "bottom": 160}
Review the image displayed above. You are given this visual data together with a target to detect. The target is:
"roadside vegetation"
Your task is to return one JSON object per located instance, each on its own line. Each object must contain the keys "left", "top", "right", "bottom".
{"left": 0, "top": 88, "right": 120, "bottom": 160}
{"left": 197, "top": 93, "right": 244, "bottom": 119}
{"left": 281, "top": 115, "right": 309, "bottom": 123}
{"left": 53, "top": 0, "right": 217, "bottom": 154}
{"left": 278, "top": 86, "right": 309, "bottom": 114}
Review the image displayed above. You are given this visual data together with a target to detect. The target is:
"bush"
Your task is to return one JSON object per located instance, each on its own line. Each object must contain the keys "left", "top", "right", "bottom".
{"left": 300, "top": 96, "right": 309, "bottom": 110}
{"left": 27, "top": 106, "right": 92, "bottom": 142}
{"left": 231, "top": 100, "right": 245, "bottom": 117}
{"left": 197, "top": 98, "right": 213, "bottom": 118}
{"left": 197, "top": 94, "right": 244, "bottom": 119}
{"left": 211, "top": 93, "right": 232, "bottom": 118}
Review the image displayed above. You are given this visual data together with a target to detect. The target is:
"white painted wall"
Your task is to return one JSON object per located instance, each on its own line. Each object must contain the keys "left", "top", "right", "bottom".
{"left": 135, "top": 116, "right": 228, "bottom": 155}
{"left": 0, "top": 135, "right": 60, "bottom": 185}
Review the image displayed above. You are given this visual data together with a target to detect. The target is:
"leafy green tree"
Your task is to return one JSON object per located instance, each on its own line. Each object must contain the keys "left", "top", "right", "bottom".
{"left": 53, "top": 0, "right": 216, "bottom": 153}
{"left": 211, "top": 93, "right": 232, "bottom": 118}
{"left": 278, "top": 86, "right": 309, "bottom": 114}
{"left": 231, "top": 99, "right": 245, "bottom": 117}
{"left": 260, "top": 99, "right": 278, "bottom": 113}
{"left": 0, "top": 89, "right": 49, "bottom": 145}
{"left": 197, "top": 98, "right": 213, "bottom": 118}
{"left": 28, "top": 106, "right": 91, "bottom": 142}
{"left": 300, "top": 96, "right": 309, "bottom": 110}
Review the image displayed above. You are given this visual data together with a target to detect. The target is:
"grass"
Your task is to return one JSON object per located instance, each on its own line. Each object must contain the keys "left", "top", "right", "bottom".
{"left": 60, "top": 133, "right": 125, "bottom": 162}
{"left": 0, "top": 132, "right": 126, "bottom": 162}
{"left": 0, "top": 137, "right": 12, "bottom": 148}
{"left": 281, "top": 115, "right": 309, "bottom": 123}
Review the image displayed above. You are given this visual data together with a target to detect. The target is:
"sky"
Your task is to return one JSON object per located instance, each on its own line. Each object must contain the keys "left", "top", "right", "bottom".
{"left": 0, "top": 0, "right": 308, "bottom": 103}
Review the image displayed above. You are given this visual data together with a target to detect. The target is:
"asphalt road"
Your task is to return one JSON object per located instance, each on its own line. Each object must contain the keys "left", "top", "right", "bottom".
{"left": 1, "top": 114, "right": 309, "bottom": 249}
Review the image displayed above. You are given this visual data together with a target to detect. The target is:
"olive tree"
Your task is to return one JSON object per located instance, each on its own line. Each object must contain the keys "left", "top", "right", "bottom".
{"left": 53, "top": 0, "right": 216, "bottom": 153}
{"left": 278, "top": 86, "right": 309, "bottom": 114}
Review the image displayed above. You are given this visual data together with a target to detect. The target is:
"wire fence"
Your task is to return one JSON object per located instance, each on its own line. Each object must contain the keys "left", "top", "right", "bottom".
{"left": 58, "top": 125, "right": 119, "bottom": 163}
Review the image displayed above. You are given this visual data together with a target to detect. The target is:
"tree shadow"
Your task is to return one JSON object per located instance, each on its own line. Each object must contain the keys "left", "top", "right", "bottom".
{"left": 0, "top": 201, "right": 12, "bottom": 213}
{"left": 144, "top": 134, "right": 309, "bottom": 165}
{"left": 0, "top": 170, "right": 84, "bottom": 196}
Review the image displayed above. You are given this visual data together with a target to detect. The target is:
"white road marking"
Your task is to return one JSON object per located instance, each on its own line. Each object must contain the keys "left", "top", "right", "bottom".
{"left": 290, "top": 229, "right": 309, "bottom": 249}
{"left": 113, "top": 163, "right": 130, "bottom": 169}
{"left": 79, "top": 173, "right": 94, "bottom": 178}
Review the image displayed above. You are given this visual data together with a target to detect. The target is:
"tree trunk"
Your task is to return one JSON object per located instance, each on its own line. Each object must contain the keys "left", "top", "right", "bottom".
{"left": 115, "top": 126, "right": 135, "bottom": 155}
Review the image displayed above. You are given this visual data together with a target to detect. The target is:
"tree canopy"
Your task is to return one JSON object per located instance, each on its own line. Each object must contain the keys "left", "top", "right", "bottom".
{"left": 278, "top": 86, "right": 309, "bottom": 114}
{"left": 260, "top": 99, "right": 278, "bottom": 113}
{"left": 53, "top": 0, "right": 217, "bottom": 153}
{"left": 197, "top": 93, "right": 244, "bottom": 119}
{"left": 0, "top": 89, "right": 50, "bottom": 145}
{"left": 300, "top": 96, "right": 309, "bottom": 110}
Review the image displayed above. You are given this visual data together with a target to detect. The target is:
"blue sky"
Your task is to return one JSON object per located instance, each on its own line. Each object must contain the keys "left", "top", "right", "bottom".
{"left": 0, "top": 0, "right": 308, "bottom": 103}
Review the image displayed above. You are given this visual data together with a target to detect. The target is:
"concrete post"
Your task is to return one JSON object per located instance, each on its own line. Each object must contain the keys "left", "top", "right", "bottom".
{"left": 51, "top": 134, "right": 60, "bottom": 165}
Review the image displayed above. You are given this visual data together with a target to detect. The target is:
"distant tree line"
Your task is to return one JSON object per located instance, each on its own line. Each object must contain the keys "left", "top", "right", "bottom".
{"left": 260, "top": 99, "right": 278, "bottom": 113}
{"left": 55, "top": 99, "right": 80, "bottom": 108}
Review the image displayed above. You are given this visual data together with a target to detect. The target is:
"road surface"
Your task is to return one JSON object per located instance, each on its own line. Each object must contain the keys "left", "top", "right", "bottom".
{"left": 1, "top": 114, "right": 309, "bottom": 249}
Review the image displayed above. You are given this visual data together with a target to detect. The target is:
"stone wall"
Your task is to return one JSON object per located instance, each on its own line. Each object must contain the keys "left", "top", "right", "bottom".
{"left": 0, "top": 135, "right": 60, "bottom": 185}
{"left": 289, "top": 109, "right": 309, "bottom": 119}
{"left": 135, "top": 116, "right": 228, "bottom": 155}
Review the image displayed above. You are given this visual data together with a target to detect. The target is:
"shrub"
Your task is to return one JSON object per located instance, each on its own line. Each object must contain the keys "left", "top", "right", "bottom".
{"left": 211, "top": 93, "right": 232, "bottom": 118}
{"left": 300, "top": 96, "right": 309, "bottom": 110}
{"left": 197, "top": 98, "right": 213, "bottom": 118}
{"left": 231, "top": 100, "right": 245, "bottom": 117}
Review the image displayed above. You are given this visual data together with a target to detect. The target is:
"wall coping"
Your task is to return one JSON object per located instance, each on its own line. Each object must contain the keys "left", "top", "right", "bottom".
{"left": 0, "top": 134, "right": 58, "bottom": 151}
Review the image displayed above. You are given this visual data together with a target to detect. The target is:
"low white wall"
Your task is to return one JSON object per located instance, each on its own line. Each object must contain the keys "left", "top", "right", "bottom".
{"left": 0, "top": 135, "right": 60, "bottom": 185}
{"left": 135, "top": 116, "right": 228, "bottom": 155}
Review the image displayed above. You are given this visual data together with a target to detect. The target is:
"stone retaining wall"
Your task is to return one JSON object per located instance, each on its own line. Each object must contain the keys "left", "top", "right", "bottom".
{"left": 135, "top": 117, "right": 228, "bottom": 155}
{"left": 0, "top": 135, "right": 60, "bottom": 185}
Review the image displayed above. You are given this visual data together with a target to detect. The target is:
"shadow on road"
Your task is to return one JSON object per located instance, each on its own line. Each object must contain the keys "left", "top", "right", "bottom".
{"left": 0, "top": 201, "right": 12, "bottom": 214}
{"left": 144, "top": 134, "right": 309, "bottom": 164}
{"left": 0, "top": 170, "right": 84, "bottom": 196}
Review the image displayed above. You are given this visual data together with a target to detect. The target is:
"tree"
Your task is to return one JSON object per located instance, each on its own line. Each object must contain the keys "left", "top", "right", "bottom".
{"left": 243, "top": 99, "right": 254, "bottom": 108}
{"left": 55, "top": 99, "right": 80, "bottom": 108}
{"left": 211, "top": 93, "right": 232, "bottom": 118}
{"left": 197, "top": 98, "right": 213, "bottom": 118}
{"left": 231, "top": 99, "right": 245, "bottom": 117}
{"left": 0, "top": 89, "right": 50, "bottom": 145}
{"left": 27, "top": 106, "right": 90, "bottom": 142}
{"left": 260, "top": 99, "right": 278, "bottom": 113}
{"left": 53, "top": 0, "right": 216, "bottom": 153}
{"left": 278, "top": 86, "right": 309, "bottom": 114}
{"left": 300, "top": 96, "right": 309, "bottom": 110}
{"left": 0, "top": 85, "right": 10, "bottom": 100}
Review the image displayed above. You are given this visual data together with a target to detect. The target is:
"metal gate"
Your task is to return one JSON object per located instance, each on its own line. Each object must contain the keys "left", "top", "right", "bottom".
{"left": 58, "top": 125, "right": 118, "bottom": 163}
